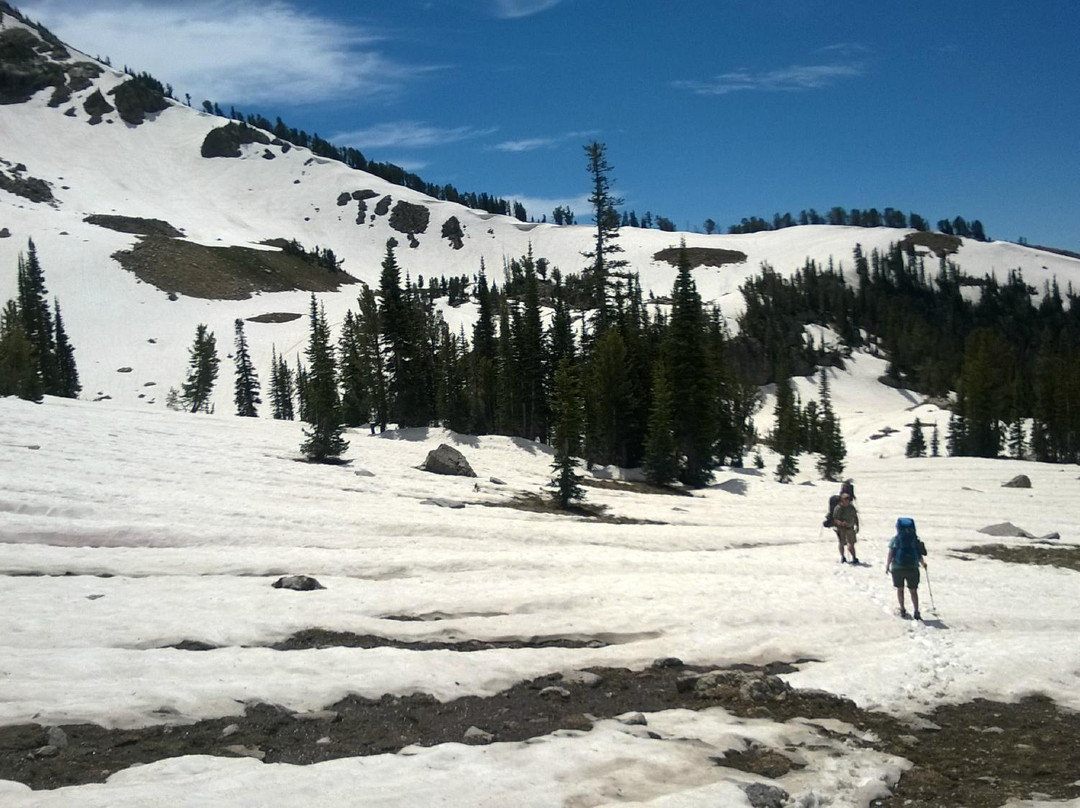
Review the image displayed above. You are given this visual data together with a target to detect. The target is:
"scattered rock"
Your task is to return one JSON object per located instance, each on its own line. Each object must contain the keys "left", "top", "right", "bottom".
{"left": 681, "top": 670, "right": 792, "bottom": 703}
{"left": 538, "top": 686, "right": 571, "bottom": 700}
{"left": 651, "top": 657, "right": 684, "bottom": 670}
{"left": 1002, "top": 474, "right": 1032, "bottom": 489}
{"left": 489, "top": 476, "right": 506, "bottom": 486}
{"left": 221, "top": 744, "right": 265, "bottom": 760}
{"left": 220, "top": 724, "right": 240, "bottom": 738}
{"left": 46, "top": 727, "right": 67, "bottom": 749}
{"left": 618, "top": 712, "right": 647, "bottom": 726}
{"left": 562, "top": 670, "right": 603, "bottom": 688}
{"left": 316, "top": 736, "right": 331, "bottom": 745}
{"left": 743, "top": 782, "right": 789, "bottom": 808}
{"left": 117, "top": 367, "right": 132, "bottom": 373}
{"left": 271, "top": 575, "right": 325, "bottom": 591}
{"left": 292, "top": 711, "right": 339, "bottom": 723}
{"left": 422, "top": 444, "right": 477, "bottom": 477}
{"left": 977, "top": 522, "right": 1035, "bottom": 539}
{"left": 31, "top": 745, "right": 59, "bottom": 759}
{"left": 1040, "top": 532, "right": 1060, "bottom": 541}
{"left": 463, "top": 726, "right": 494, "bottom": 745}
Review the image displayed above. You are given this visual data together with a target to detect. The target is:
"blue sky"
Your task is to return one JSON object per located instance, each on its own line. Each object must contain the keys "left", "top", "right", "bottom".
{"left": 21, "top": 0, "right": 1080, "bottom": 250}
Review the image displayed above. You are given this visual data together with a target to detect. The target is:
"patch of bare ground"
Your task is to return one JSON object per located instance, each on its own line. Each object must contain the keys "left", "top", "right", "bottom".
{"left": 245, "top": 312, "right": 302, "bottom": 323}
{"left": 83, "top": 214, "right": 183, "bottom": 238}
{"left": 111, "top": 235, "right": 358, "bottom": 300}
{"left": 482, "top": 491, "right": 667, "bottom": 524}
{"left": 3, "top": 662, "right": 1079, "bottom": 806}
{"left": 652, "top": 246, "right": 747, "bottom": 269}
{"left": 166, "top": 629, "right": 609, "bottom": 653}
{"left": 899, "top": 231, "right": 962, "bottom": 257}
{"left": 582, "top": 477, "right": 694, "bottom": 497}
{"left": 957, "top": 543, "right": 1080, "bottom": 573}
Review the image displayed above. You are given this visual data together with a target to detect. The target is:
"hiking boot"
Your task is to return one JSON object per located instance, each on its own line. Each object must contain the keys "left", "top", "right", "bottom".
{"left": 851, "top": 556, "right": 859, "bottom": 564}
{"left": 913, "top": 611, "right": 922, "bottom": 620}
{"left": 840, "top": 557, "right": 847, "bottom": 563}
{"left": 899, "top": 608, "right": 909, "bottom": 619}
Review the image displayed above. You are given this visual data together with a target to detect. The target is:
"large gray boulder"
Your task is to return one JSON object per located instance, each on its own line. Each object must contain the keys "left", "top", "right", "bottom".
{"left": 422, "top": 444, "right": 476, "bottom": 477}
{"left": 1002, "top": 474, "right": 1032, "bottom": 488}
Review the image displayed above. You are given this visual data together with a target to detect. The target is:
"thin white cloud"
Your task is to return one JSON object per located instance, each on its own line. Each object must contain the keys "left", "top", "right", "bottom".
{"left": 493, "top": 130, "right": 600, "bottom": 153}
{"left": 19, "top": 0, "right": 430, "bottom": 106}
{"left": 816, "top": 42, "right": 870, "bottom": 57}
{"left": 491, "top": 0, "right": 563, "bottom": 19}
{"left": 674, "top": 63, "right": 864, "bottom": 96}
{"left": 333, "top": 121, "right": 498, "bottom": 150}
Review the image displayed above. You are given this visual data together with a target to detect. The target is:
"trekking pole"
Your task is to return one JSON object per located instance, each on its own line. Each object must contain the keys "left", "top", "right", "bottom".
{"left": 925, "top": 566, "right": 938, "bottom": 615}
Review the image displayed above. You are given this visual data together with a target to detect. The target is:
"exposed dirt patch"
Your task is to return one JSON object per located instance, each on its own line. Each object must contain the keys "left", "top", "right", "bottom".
{"left": 112, "top": 235, "right": 358, "bottom": 300}
{"left": 84, "top": 214, "right": 183, "bottom": 238}
{"left": 2, "top": 663, "right": 1078, "bottom": 806}
{"left": 481, "top": 491, "right": 667, "bottom": 525}
{"left": 957, "top": 543, "right": 1080, "bottom": 573}
{"left": 652, "top": 246, "right": 747, "bottom": 270}
{"left": 583, "top": 478, "right": 694, "bottom": 497}
{"left": 245, "top": 312, "right": 302, "bottom": 324}
{"left": 165, "top": 629, "right": 609, "bottom": 653}
{"left": 899, "top": 231, "right": 962, "bottom": 258}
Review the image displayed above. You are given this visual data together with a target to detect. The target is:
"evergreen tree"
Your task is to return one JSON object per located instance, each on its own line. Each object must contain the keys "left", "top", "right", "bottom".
{"left": 1007, "top": 417, "right": 1026, "bottom": 459}
{"left": 299, "top": 295, "right": 348, "bottom": 462}
{"left": 180, "top": 324, "right": 219, "bottom": 413}
{"left": 905, "top": 417, "right": 928, "bottom": 457}
{"left": 52, "top": 300, "right": 80, "bottom": 398}
{"left": 585, "top": 327, "right": 632, "bottom": 467}
{"left": 294, "top": 355, "right": 309, "bottom": 422}
{"left": 663, "top": 240, "right": 717, "bottom": 486}
{"left": 0, "top": 299, "right": 42, "bottom": 401}
{"left": 470, "top": 263, "right": 498, "bottom": 434}
{"left": 268, "top": 346, "right": 295, "bottom": 420}
{"left": 773, "top": 374, "right": 800, "bottom": 483}
{"left": 643, "top": 359, "right": 679, "bottom": 485}
{"left": 548, "top": 358, "right": 584, "bottom": 508}
{"left": 581, "top": 141, "right": 628, "bottom": 338}
{"left": 930, "top": 422, "right": 940, "bottom": 457}
{"left": 232, "top": 318, "right": 260, "bottom": 417}
{"left": 815, "top": 369, "right": 846, "bottom": 480}
{"left": 16, "top": 240, "right": 57, "bottom": 394}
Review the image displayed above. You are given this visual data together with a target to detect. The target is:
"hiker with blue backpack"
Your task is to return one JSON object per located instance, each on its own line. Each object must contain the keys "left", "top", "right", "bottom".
{"left": 886, "top": 517, "right": 929, "bottom": 619}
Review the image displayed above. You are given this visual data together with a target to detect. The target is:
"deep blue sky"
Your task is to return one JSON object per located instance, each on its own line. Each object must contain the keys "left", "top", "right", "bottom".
{"left": 23, "top": 0, "right": 1080, "bottom": 250}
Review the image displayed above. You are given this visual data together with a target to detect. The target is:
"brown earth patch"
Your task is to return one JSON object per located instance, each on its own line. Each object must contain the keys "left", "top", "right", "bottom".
{"left": 2, "top": 663, "right": 1079, "bottom": 806}
{"left": 583, "top": 477, "right": 694, "bottom": 497}
{"left": 957, "top": 543, "right": 1080, "bottom": 573}
{"left": 652, "top": 246, "right": 747, "bottom": 269}
{"left": 245, "top": 312, "right": 303, "bottom": 323}
{"left": 84, "top": 214, "right": 183, "bottom": 238}
{"left": 166, "top": 629, "right": 609, "bottom": 653}
{"left": 483, "top": 491, "right": 667, "bottom": 524}
{"left": 112, "top": 235, "right": 358, "bottom": 300}
{"left": 899, "top": 231, "right": 963, "bottom": 258}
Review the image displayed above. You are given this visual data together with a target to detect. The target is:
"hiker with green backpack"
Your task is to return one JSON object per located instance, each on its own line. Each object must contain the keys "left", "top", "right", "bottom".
{"left": 886, "top": 517, "right": 928, "bottom": 619}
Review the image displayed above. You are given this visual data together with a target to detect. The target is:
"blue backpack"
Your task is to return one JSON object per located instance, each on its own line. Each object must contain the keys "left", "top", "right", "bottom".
{"left": 894, "top": 517, "right": 926, "bottom": 566}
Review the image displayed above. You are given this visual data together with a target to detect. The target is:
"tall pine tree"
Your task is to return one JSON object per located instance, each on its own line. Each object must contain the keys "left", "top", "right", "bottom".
{"left": 299, "top": 295, "right": 348, "bottom": 462}
{"left": 180, "top": 324, "right": 219, "bottom": 413}
{"left": 232, "top": 318, "right": 260, "bottom": 417}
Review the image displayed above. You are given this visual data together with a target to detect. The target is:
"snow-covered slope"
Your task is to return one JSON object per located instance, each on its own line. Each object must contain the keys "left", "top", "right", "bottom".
{"left": 2, "top": 358, "right": 1079, "bottom": 805}
{"left": 2, "top": 10, "right": 1080, "bottom": 412}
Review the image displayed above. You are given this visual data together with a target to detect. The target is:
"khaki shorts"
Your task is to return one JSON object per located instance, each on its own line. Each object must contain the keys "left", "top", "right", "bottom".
{"left": 835, "top": 528, "right": 856, "bottom": 544}
{"left": 891, "top": 566, "right": 920, "bottom": 589}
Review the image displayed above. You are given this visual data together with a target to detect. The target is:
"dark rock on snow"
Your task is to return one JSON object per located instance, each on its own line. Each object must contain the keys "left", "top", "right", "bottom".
{"left": 422, "top": 444, "right": 476, "bottom": 477}
{"left": 977, "top": 522, "right": 1035, "bottom": 539}
{"left": 1002, "top": 474, "right": 1032, "bottom": 488}
{"left": 271, "top": 575, "right": 325, "bottom": 591}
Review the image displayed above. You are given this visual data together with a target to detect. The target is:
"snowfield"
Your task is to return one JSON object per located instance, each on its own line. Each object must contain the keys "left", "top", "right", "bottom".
{"left": 2, "top": 351, "right": 1080, "bottom": 806}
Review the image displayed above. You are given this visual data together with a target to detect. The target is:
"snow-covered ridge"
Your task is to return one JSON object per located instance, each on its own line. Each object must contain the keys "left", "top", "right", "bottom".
{"left": 2, "top": 8, "right": 1080, "bottom": 412}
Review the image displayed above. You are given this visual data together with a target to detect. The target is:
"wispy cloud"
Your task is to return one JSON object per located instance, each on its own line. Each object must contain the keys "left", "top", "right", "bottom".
{"left": 816, "top": 42, "right": 870, "bottom": 58}
{"left": 491, "top": 0, "right": 563, "bottom": 19}
{"left": 19, "top": 0, "right": 430, "bottom": 106}
{"left": 674, "top": 62, "right": 864, "bottom": 96}
{"left": 332, "top": 121, "right": 498, "bottom": 150}
{"left": 492, "top": 130, "right": 599, "bottom": 153}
